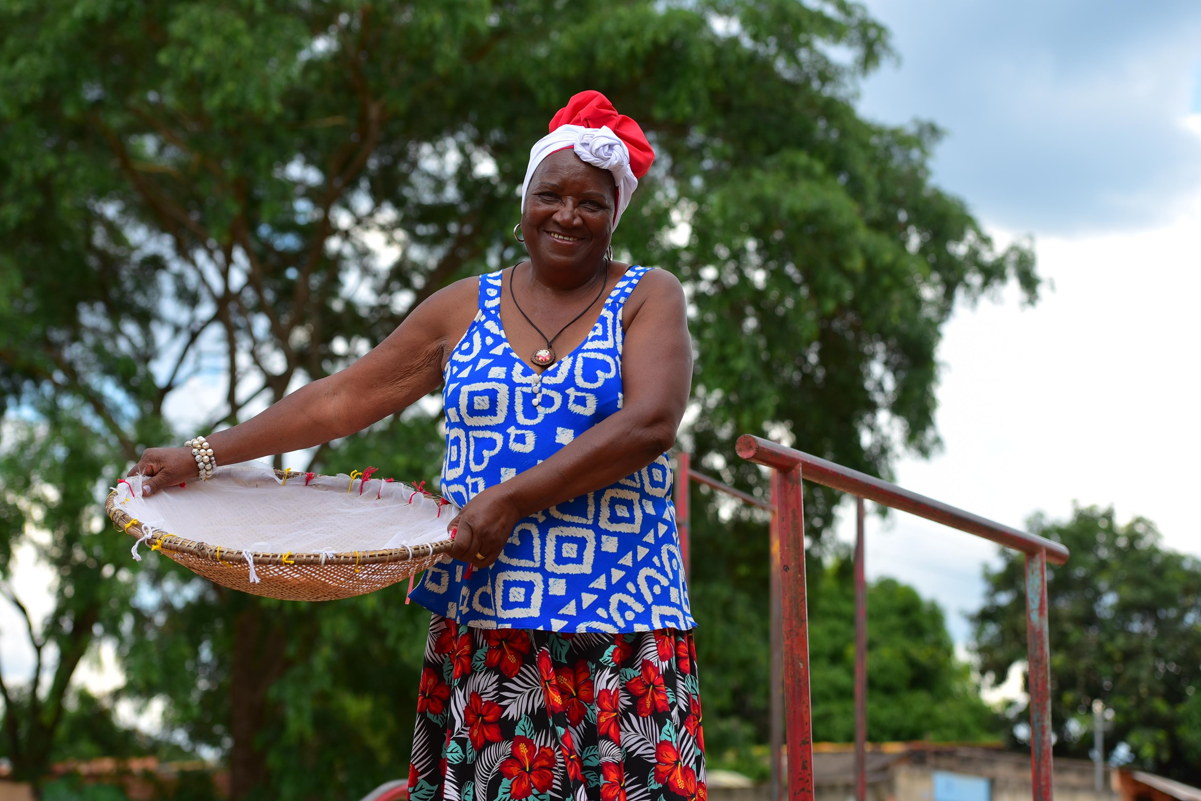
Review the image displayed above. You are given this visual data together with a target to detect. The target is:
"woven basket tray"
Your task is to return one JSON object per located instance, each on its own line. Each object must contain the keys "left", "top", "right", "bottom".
{"left": 106, "top": 468, "right": 456, "bottom": 602}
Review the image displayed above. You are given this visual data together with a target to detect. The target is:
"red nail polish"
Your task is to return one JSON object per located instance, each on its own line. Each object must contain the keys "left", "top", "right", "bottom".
{"left": 465, "top": 565, "right": 474, "bottom": 579}
{"left": 450, "top": 527, "right": 458, "bottom": 541}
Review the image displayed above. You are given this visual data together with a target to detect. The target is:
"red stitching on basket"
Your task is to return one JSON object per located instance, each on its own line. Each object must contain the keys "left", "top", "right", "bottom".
{"left": 359, "top": 466, "right": 378, "bottom": 495}
{"left": 408, "top": 481, "right": 426, "bottom": 504}
{"left": 304, "top": 472, "right": 315, "bottom": 486}
{"left": 377, "top": 477, "right": 394, "bottom": 500}
{"left": 437, "top": 498, "right": 450, "bottom": 517}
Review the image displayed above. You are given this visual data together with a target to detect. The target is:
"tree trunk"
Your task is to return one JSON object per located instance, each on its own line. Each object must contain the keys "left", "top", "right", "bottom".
{"left": 228, "top": 602, "right": 290, "bottom": 800}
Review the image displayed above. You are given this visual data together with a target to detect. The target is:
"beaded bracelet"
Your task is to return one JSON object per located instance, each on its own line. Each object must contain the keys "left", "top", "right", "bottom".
{"left": 187, "top": 436, "right": 217, "bottom": 480}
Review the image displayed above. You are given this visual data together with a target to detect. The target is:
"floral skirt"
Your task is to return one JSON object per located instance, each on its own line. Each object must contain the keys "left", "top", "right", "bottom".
{"left": 408, "top": 615, "right": 707, "bottom": 801}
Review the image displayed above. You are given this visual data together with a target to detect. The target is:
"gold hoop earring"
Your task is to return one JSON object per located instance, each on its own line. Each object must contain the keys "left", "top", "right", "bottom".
{"left": 513, "top": 223, "right": 525, "bottom": 243}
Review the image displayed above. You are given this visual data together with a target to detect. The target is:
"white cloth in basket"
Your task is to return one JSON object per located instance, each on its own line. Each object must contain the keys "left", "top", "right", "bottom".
{"left": 114, "top": 463, "right": 456, "bottom": 555}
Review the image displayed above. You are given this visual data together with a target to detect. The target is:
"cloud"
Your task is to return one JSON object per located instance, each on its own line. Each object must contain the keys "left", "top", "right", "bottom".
{"left": 856, "top": 0, "right": 1201, "bottom": 234}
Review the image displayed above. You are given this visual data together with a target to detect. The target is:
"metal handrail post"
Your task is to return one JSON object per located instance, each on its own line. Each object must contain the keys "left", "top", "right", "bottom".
{"left": 1025, "top": 549, "right": 1054, "bottom": 801}
{"left": 854, "top": 498, "right": 867, "bottom": 801}
{"left": 778, "top": 465, "right": 814, "bottom": 801}
{"left": 770, "top": 472, "right": 784, "bottom": 801}
{"left": 675, "top": 452, "right": 691, "bottom": 577}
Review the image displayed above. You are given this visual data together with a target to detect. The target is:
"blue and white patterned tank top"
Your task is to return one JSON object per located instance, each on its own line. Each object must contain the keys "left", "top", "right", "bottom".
{"left": 408, "top": 266, "right": 695, "bottom": 633}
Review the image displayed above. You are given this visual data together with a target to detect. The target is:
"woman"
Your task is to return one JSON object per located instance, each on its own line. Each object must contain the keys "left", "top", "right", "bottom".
{"left": 131, "top": 91, "right": 704, "bottom": 801}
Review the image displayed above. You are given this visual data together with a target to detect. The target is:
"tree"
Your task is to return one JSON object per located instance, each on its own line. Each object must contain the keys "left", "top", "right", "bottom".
{"left": 973, "top": 506, "right": 1201, "bottom": 786}
{"left": 809, "top": 556, "right": 998, "bottom": 744}
{"left": 1, "top": 0, "right": 1037, "bottom": 795}
{"left": 693, "top": 529, "right": 998, "bottom": 777}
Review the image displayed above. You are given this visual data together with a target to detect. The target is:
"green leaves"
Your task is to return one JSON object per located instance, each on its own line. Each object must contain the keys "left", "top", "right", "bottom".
{"left": 974, "top": 507, "right": 1201, "bottom": 786}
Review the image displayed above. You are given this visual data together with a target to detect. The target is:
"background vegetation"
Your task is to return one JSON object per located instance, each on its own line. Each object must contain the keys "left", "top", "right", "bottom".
{"left": 3, "top": 0, "right": 1196, "bottom": 798}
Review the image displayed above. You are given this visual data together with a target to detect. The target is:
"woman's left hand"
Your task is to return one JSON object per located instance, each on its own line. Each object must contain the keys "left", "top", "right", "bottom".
{"left": 444, "top": 484, "right": 523, "bottom": 569}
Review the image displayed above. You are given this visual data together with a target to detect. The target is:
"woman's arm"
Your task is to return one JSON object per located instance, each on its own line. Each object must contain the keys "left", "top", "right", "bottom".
{"left": 131, "top": 279, "right": 479, "bottom": 495}
{"left": 447, "top": 269, "right": 692, "bottom": 567}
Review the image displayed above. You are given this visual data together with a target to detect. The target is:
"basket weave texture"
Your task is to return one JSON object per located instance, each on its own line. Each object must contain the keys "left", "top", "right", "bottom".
{"left": 106, "top": 468, "right": 456, "bottom": 602}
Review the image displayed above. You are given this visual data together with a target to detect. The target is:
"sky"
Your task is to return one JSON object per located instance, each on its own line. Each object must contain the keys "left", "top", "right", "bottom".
{"left": 829, "top": 0, "right": 1201, "bottom": 649}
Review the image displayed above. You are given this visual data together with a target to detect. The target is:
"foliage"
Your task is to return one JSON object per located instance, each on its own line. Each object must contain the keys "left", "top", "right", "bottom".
{"left": 0, "top": 413, "right": 138, "bottom": 784}
{"left": 809, "top": 556, "right": 998, "bottom": 743}
{"left": 973, "top": 506, "right": 1201, "bottom": 785}
{"left": 694, "top": 528, "right": 998, "bottom": 777}
{"left": 0, "top": 0, "right": 1036, "bottom": 795}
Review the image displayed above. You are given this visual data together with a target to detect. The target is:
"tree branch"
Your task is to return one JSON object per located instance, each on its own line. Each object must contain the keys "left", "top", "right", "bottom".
{"left": 158, "top": 310, "right": 222, "bottom": 407}
{"left": 0, "top": 656, "right": 23, "bottom": 764}
{"left": 0, "top": 584, "right": 43, "bottom": 729}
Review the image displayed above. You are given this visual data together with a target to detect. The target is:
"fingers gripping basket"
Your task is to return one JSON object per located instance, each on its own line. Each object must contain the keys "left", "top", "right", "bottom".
{"left": 105, "top": 464, "right": 458, "bottom": 602}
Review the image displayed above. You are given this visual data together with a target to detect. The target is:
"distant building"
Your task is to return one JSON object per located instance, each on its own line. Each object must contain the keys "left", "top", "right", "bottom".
{"left": 710, "top": 743, "right": 1116, "bottom": 801}
{"left": 810, "top": 744, "right": 1110, "bottom": 801}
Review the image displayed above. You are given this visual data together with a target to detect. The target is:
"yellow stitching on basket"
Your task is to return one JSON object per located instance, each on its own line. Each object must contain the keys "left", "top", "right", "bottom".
{"left": 215, "top": 545, "right": 223, "bottom": 564}
{"left": 354, "top": 551, "right": 360, "bottom": 572}
{"left": 347, "top": 470, "right": 362, "bottom": 493}
{"left": 282, "top": 551, "right": 295, "bottom": 565}
{"left": 281, "top": 467, "right": 292, "bottom": 486}
{"left": 123, "top": 519, "right": 140, "bottom": 533}
{"left": 150, "top": 534, "right": 181, "bottom": 553}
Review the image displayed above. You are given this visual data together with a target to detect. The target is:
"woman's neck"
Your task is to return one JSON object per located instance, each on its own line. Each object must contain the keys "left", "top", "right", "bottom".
{"left": 522, "top": 257, "right": 609, "bottom": 295}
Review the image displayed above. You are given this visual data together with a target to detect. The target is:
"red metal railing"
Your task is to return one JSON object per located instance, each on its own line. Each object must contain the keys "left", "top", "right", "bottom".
{"left": 673, "top": 438, "right": 1069, "bottom": 801}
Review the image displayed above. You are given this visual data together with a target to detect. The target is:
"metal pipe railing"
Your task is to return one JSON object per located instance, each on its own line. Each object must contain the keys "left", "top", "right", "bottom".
{"left": 732, "top": 434, "right": 1066, "bottom": 801}
{"left": 734, "top": 436, "right": 1069, "bottom": 565}
{"left": 853, "top": 498, "right": 867, "bottom": 801}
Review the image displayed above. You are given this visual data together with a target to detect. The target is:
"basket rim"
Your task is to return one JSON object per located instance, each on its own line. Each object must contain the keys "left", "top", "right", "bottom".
{"left": 106, "top": 470, "right": 456, "bottom": 566}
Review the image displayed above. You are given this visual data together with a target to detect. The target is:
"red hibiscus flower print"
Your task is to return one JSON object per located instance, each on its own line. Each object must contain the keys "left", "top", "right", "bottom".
{"left": 654, "top": 741, "right": 697, "bottom": 797}
{"left": 407, "top": 764, "right": 419, "bottom": 787}
{"left": 655, "top": 630, "right": 674, "bottom": 663}
{"left": 596, "top": 688, "right": 621, "bottom": 743}
{"left": 417, "top": 667, "right": 450, "bottom": 717}
{"left": 610, "top": 634, "right": 633, "bottom": 667}
{"left": 626, "top": 660, "right": 670, "bottom": 717}
{"left": 463, "top": 691, "right": 503, "bottom": 750}
{"left": 434, "top": 618, "right": 459, "bottom": 654}
{"left": 499, "top": 736, "right": 556, "bottom": 800}
{"left": 451, "top": 632, "right": 474, "bottom": 680}
{"left": 601, "top": 762, "right": 628, "bottom": 801}
{"left": 560, "top": 728, "right": 585, "bottom": 783}
{"left": 684, "top": 694, "right": 705, "bottom": 751}
{"left": 556, "top": 659, "right": 595, "bottom": 727}
{"left": 537, "top": 650, "right": 566, "bottom": 713}
{"left": 485, "top": 629, "right": 531, "bottom": 679}
{"left": 675, "top": 637, "right": 692, "bottom": 674}
{"left": 695, "top": 781, "right": 708, "bottom": 801}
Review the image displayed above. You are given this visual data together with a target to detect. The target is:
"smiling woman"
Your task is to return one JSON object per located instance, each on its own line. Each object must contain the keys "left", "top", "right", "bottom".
{"left": 128, "top": 91, "right": 704, "bottom": 801}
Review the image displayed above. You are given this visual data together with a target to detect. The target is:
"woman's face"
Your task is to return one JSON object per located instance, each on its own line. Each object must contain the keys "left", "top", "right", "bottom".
{"left": 521, "top": 149, "right": 616, "bottom": 276}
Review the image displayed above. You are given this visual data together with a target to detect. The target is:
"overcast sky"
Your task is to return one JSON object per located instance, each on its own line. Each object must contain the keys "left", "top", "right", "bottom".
{"left": 831, "top": 0, "right": 1201, "bottom": 646}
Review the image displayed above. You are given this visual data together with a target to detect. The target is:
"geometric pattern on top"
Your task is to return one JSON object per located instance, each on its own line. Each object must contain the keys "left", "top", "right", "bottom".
{"left": 407, "top": 266, "right": 696, "bottom": 633}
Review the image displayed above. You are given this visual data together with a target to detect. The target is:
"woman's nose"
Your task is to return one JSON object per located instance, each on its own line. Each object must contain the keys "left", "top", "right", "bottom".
{"left": 553, "top": 200, "right": 581, "bottom": 227}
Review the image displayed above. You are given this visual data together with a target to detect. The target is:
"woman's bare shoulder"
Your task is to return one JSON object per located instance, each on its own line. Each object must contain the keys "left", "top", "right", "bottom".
{"left": 623, "top": 266, "right": 684, "bottom": 323}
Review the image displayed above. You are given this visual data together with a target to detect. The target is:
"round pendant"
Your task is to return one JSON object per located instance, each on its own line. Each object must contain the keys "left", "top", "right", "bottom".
{"left": 532, "top": 348, "right": 555, "bottom": 366}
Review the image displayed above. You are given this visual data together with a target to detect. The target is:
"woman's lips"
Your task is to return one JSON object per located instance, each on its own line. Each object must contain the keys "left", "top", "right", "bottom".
{"left": 546, "top": 231, "right": 584, "bottom": 244}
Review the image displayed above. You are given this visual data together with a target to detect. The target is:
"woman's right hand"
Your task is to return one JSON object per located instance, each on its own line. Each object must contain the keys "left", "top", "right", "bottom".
{"left": 128, "top": 447, "right": 199, "bottom": 496}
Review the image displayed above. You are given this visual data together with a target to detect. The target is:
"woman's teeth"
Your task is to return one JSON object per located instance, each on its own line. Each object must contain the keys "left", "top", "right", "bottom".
{"left": 548, "top": 232, "right": 582, "bottom": 242}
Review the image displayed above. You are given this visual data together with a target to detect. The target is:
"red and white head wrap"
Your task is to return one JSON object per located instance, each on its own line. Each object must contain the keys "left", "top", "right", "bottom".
{"left": 521, "top": 91, "right": 655, "bottom": 231}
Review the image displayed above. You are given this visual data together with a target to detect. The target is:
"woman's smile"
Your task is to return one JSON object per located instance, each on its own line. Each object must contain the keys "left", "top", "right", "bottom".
{"left": 545, "top": 230, "right": 585, "bottom": 243}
